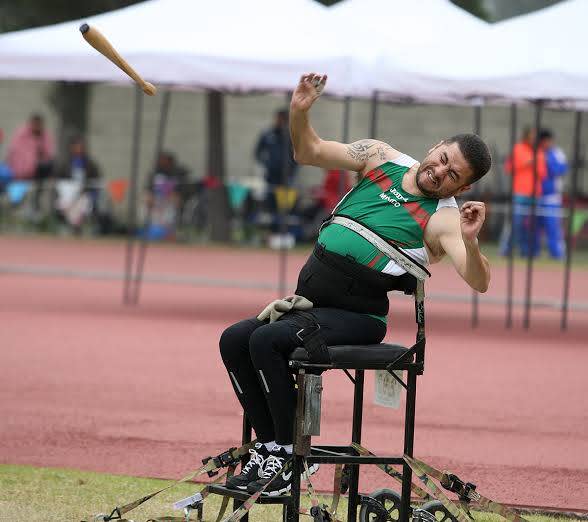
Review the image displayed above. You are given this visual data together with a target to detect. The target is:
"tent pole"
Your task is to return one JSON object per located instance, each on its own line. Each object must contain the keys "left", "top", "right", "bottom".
{"left": 523, "top": 101, "right": 543, "bottom": 329}
{"left": 505, "top": 103, "right": 517, "bottom": 328}
{"left": 471, "top": 100, "right": 482, "bottom": 328}
{"left": 131, "top": 88, "right": 172, "bottom": 305}
{"left": 561, "top": 111, "right": 583, "bottom": 330}
{"left": 123, "top": 85, "right": 143, "bottom": 305}
{"left": 369, "top": 90, "right": 379, "bottom": 139}
{"left": 339, "top": 96, "right": 352, "bottom": 198}
{"left": 278, "top": 91, "right": 293, "bottom": 297}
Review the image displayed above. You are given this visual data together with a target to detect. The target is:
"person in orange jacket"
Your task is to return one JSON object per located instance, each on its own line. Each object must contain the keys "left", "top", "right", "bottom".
{"left": 501, "top": 127, "right": 547, "bottom": 257}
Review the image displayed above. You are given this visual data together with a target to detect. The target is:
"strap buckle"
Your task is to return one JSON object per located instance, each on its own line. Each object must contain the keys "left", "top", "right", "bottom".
{"left": 441, "top": 473, "right": 480, "bottom": 502}
{"left": 310, "top": 505, "right": 333, "bottom": 522}
{"left": 412, "top": 508, "right": 437, "bottom": 522}
{"left": 202, "top": 447, "right": 238, "bottom": 477}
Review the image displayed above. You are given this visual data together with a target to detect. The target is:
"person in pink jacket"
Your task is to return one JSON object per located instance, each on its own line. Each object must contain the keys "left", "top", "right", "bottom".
{"left": 6, "top": 114, "right": 55, "bottom": 217}
{"left": 7, "top": 114, "right": 55, "bottom": 180}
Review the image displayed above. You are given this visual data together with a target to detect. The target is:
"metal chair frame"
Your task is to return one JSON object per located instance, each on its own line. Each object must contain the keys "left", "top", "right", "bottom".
{"left": 209, "top": 280, "right": 426, "bottom": 522}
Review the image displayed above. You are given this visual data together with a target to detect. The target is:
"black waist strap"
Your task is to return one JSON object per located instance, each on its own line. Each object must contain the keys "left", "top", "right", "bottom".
{"left": 294, "top": 244, "right": 417, "bottom": 316}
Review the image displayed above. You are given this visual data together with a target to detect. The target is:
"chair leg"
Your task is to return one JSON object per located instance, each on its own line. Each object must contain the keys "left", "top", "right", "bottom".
{"left": 289, "top": 454, "right": 302, "bottom": 522}
{"left": 239, "top": 415, "right": 252, "bottom": 522}
{"left": 399, "top": 369, "right": 418, "bottom": 522}
{"left": 347, "top": 369, "right": 365, "bottom": 522}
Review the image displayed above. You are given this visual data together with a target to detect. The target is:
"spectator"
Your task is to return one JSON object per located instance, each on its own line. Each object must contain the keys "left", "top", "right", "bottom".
{"left": 537, "top": 129, "right": 568, "bottom": 259}
{"left": 500, "top": 127, "right": 547, "bottom": 257}
{"left": 54, "top": 136, "right": 105, "bottom": 233}
{"left": 6, "top": 114, "right": 55, "bottom": 218}
{"left": 6, "top": 114, "right": 54, "bottom": 180}
{"left": 144, "top": 151, "right": 189, "bottom": 239}
{"left": 254, "top": 109, "right": 298, "bottom": 233}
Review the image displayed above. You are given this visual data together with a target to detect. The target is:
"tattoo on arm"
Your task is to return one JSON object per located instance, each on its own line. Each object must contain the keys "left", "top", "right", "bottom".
{"left": 346, "top": 139, "right": 394, "bottom": 163}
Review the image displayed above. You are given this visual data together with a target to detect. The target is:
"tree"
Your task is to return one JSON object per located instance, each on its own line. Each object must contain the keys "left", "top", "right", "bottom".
{"left": 449, "top": 0, "right": 490, "bottom": 21}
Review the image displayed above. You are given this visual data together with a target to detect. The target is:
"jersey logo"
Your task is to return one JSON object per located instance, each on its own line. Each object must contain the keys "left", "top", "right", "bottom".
{"left": 379, "top": 187, "right": 408, "bottom": 208}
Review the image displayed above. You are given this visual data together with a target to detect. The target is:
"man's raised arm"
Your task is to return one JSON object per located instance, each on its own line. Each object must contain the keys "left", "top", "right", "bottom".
{"left": 289, "top": 73, "right": 397, "bottom": 174}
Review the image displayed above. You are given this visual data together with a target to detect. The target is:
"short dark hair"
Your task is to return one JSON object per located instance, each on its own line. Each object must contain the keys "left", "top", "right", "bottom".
{"left": 445, "top": 133, "right": 491, "bottom": 184}
{"left": 538, "top": 128, "right": 553, "bottom": 141}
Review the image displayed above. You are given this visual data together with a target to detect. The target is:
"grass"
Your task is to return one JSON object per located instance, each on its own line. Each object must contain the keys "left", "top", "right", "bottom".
{"left": 0, "top": 464, "right": 582, "bottom": 522}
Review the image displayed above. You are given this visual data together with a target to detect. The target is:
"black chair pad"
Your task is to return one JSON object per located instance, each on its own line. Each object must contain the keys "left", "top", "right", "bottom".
{"left": 289, "top": 343, "right": 413, "bottom": 370}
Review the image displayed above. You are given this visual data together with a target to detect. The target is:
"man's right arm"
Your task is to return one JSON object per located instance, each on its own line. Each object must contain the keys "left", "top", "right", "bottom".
{"left": 289, "top": 73, "right": 398, "bottom": 176}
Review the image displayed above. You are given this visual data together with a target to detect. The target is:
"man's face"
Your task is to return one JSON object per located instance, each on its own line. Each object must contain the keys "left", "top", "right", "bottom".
{"left": 416, "top": 141, "right": 473, "bottom": 198}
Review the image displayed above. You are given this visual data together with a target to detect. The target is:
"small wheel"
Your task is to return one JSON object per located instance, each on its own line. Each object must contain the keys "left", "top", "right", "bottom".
{"left": 421, "top": 500, "right": 459, "bottom": 522}
{"left": 359, "top": 488, "right": 402, "bottom": 522}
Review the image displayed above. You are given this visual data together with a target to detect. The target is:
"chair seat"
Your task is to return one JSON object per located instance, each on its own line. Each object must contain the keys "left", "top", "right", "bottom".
{"left": 289, "top": 343, "right": 412, "bottom": 369}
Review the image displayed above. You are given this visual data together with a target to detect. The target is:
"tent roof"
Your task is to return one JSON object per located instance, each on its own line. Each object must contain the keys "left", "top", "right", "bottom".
{"left": 0, "top": 0, "right": 586, "bottom": 103}
{"left": 0, "top": 0, "right": 354, "bottom": 95}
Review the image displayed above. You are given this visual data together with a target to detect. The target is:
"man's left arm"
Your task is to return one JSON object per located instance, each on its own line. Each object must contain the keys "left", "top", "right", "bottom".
{"left": 426, "top": 203, "right": 490, "bottom": 293}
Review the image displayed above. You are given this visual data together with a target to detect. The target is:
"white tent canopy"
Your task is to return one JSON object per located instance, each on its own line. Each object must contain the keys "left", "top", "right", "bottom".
{"left": 0, "top": 0, "right": 586, "bottom": 103}
{"left": 460, "top": 0, "right": 588, "bottom": 101}
{"left": 331, "top": 0, "right": 588, "bottom": 103}
{"left": 330, "top": 0, "right": 492, "bottom": 102}
{"left": 0, "top": 0, "right": 355, "bottom": 95}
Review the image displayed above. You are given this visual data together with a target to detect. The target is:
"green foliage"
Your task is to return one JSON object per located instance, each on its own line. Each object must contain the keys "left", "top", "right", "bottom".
{"left": 449, "top": 0, "right": 491, "bottom": 21}
{"left": 0, "top": 1, "right": 143, "bottom": 33}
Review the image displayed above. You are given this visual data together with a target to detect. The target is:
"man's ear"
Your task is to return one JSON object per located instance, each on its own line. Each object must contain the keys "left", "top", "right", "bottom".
{"left": 456, "top": 184, "right": 472, "bottom": 196}
{"left": 427, "top": 141, "right": 443, "bottom": 154}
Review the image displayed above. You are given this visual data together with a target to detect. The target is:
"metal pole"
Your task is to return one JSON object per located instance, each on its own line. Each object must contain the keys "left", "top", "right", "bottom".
{"left": 369, "top": 90, "right": 379, "bottom": 139}
{"left": 123, "top": 86, "right": 143, "bottom": 305}
{"left": 506, "top": 104, "right": 517, "bottom": 328}
{"left": 131, "top": 89, "right": 172, "bottom": 305}
{"left": 278, "top": 92, "right": 292, "bottom": 297}
{"left": 561, "top": 111, "right": 583, "bottom": 330}
{"left": 339, "top": 96, "right": 351, "bottom": 198}
{"left": 471, "top": 101, "right": 482, "bottom": 328}
{"left": 523, "top": 101, "right": 543, "bottom": 329}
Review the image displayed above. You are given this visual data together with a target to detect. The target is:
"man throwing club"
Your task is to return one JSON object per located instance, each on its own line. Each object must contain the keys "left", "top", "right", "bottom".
{"left": 219, "top": 73, "right": 491, "bottom": 496}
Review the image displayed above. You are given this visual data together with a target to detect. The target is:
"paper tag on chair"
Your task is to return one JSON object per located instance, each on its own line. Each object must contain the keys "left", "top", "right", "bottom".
{"left": 374, "top": 370, "right": 402, "bottom": 409}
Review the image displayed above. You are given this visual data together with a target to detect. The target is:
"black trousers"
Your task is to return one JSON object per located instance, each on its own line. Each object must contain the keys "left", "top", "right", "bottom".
{"left": 219, "top": 308, "right": 386, "bottom": 445}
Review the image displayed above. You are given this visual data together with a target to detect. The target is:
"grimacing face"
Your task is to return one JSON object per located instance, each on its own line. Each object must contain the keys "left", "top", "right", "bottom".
{"left": 416, "top": 141, "right": 473, "bottom": 198}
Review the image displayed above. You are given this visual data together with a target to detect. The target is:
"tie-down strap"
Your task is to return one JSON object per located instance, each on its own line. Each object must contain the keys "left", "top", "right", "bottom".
{"left": 81, "top": 442, "right": 257, "bottom": 522}
{"left": 352, "top": 444, "right": 530, "bottom": 522}
{"left": 327, "top": 215, "right": 431, "bottom": 281}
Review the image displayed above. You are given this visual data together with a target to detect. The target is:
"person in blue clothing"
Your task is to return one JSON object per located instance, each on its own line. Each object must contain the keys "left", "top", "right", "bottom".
{"left": 254, "top": 109, "right": 298, "bottom": 234}
{"left": 537, "top": 129, "right": 568, "bottom": 259}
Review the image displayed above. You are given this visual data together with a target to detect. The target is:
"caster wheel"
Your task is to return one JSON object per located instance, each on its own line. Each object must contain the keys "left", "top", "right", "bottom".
{"left": 359, "top": 488, "right": 402, "bottom": 521}
{"left": 421, "top": 500, "right": 459, "bottom": 522}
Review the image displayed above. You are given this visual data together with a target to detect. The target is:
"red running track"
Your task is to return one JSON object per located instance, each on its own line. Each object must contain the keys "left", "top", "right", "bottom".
{"left": 0, "top": 236, "right": 587, "bottom": 511}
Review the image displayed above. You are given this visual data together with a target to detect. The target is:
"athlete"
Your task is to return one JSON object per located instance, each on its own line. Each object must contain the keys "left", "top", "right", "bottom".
{"left": 219, "top": 73, "right": 491, "bottom": 496}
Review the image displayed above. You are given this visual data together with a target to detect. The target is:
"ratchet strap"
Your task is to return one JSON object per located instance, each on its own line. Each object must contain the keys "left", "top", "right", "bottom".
{"left": 81, "top": 441, "right": 256, "bottom": 522}
{"left": 404, "top": 455, "right": 530, "bottom": 522}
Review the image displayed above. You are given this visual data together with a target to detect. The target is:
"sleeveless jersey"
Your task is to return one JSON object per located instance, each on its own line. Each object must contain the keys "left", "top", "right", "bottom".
{"left": 318, "top": 154, "right": 458, "bottom": 276}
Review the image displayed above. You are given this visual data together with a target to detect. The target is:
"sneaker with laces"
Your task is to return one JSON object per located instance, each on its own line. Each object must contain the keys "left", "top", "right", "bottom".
{"left": 246, "top": 447, "right": 319, "bottom": 496}
{"left": 225, "top": 443, "right": 270, "bottom": 490}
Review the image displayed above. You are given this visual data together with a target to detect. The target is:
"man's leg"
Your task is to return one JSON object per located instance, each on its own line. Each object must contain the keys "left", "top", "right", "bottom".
{"left": 219, "top": 318, "right": 275, "bottom": 443}
{"left": 544, "top": 203, "right": 565, "bottom": 259}
{"left": 246, "top": 308, "right": 386, "bottom": 495}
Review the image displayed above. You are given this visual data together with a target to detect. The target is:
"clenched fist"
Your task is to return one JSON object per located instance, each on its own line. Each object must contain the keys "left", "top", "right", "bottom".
{"left": 460, "top": 201, "right": 486, "bottom": 243}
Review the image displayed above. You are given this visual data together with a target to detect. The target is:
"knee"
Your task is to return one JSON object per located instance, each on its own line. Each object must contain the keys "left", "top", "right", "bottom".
{"left": 248, "top": 324, "right": 283, "bottom": 365}
{"left": 219, "top": 322, "right": 250, "bottom": 362}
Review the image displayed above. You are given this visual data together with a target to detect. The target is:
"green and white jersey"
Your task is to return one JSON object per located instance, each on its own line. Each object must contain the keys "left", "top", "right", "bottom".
{"left": 318, "top": 154, "right": 457, "bottom": 276}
